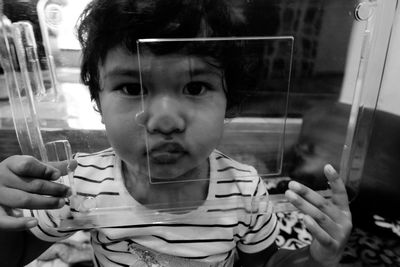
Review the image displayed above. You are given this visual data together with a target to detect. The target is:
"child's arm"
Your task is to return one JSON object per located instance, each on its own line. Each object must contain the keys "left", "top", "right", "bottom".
{"left": 239, "top": 164, "right": 352, "bottom": 267}
{"left": 0, "top": 155, "right": 75, "bottom": 266}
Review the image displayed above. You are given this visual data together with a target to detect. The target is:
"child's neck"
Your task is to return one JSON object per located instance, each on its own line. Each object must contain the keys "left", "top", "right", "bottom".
{"left": 122, "top": 160, "right": 210, "bottom": 211}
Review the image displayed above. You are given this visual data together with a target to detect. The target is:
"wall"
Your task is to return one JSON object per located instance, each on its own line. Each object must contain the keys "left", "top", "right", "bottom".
{"left": 340, "top": 0, "right": 400, "bottom": 115}
{"left": 378, "top": 3, "right": 400, "bottom": 115}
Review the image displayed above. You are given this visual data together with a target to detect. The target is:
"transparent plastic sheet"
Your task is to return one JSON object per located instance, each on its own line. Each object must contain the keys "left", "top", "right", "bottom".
{"left": 0, "top": 16, "right": 47, "bottom": 159}
{"left": 59, "top": 197, "right": 271, "bottom": 230}
{"left": 57, "top": 37, "right": 294, "bottom": 230}
{"left": 1, "top": 0, "right": 106, "bottom": 151}
{"left": 0, "top": 12, "right": 75, "bottom": 224}
{"left": 136, "top": 37, "right": 293, "bottom": 184}
{"left": 0, "top": 0, "right": 60, "bottom": 101}
{"left": 0, "top": 15, "right": 71, "bottom": 160}
{"left": 12, "top": 21, "right": 46, "bottom": 98}
{"left": 342, "top": 0, "right": 397, "bottom": 200}
{"left": 36, "top": 0, "right": 60, "bottom": 98}
{"left": 0, "top": 1, "right": 104, "bottom": 230}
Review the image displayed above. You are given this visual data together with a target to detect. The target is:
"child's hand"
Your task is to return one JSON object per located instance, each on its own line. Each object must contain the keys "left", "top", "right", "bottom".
{"left": 0, "top": 155, "right": 77, "bottom": 231}
{"left": 285, "top": 164, "right": 352, "bottom": 267}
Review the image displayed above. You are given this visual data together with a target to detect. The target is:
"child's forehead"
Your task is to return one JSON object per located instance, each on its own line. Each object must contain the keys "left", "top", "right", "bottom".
{"left": 100, "top": 45, "right": 222, "bottom": 76}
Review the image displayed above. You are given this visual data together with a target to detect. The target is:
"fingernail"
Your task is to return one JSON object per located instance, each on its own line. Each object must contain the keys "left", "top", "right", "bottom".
{"left": 303, "top": 215, "right": 314, "bottom": 227}
{"left": 12, "top": 209, "right": 23, "bottom": 217}
{"left": 58, "top": 198, "right": 65, "bottom": 207}
{"left": 288, "top": 181, "right": 301, "bottom": 191}
{"left": 26, "top": 219, "right": 38, "bottom": 228}
{"left": 325, "top": 164, "right": 336, "bottom": 175}
{"left": 285, "top": 190, "right": 297, "bottom": 201}
{"left": 65, "top": 188, "right": 72, "bottom": 197}
{"left": 67, "top": 160, "right": 78, "bottom": 172}
{"left": 51, "top": 170, "right": 61, "bottom": 180}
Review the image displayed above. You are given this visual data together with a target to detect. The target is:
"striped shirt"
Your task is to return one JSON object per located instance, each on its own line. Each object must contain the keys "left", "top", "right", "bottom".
{"left": 27, "top": 148, "right": 278, "bottom": 267}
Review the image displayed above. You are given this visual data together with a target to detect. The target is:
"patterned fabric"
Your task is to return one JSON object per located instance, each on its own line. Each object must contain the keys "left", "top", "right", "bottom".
{"left": 273, "top": 211, "right": 400, "bottom": 267}
{"left": 275, "top": 211, "right": 312, "bottom": 249}
{"left": 26, "top": 149, "right": 278, "bottom": 267}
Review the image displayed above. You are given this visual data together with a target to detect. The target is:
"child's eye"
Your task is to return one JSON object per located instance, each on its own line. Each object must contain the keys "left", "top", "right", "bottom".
{"left": 183, "top": 82, "right": 209, "bottom": 96}
{"left": 117, "top": 83, "right": 144, "bottom": 96}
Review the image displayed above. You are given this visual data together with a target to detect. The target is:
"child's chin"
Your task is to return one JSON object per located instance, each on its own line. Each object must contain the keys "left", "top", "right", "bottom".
{"left": 148, "top": 172, "right": 187, "bottom": 182}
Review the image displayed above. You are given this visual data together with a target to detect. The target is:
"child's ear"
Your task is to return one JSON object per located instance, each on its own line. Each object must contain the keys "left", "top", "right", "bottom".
{"left": 92, "top": 99, "right": 104, "bottom": 124}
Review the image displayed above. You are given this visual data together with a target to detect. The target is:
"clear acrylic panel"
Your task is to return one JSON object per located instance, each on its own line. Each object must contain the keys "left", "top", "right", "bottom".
{"left": 136, "top": 37, "right": 293, "bottom": 184}
{"left": 0, "top": 0, "right": 107, "bottom": 159}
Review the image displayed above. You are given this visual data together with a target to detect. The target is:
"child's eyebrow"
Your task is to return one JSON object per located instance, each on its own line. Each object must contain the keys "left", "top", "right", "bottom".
{"left": 188, "top": 67, "right": 223, "bottom": 78}
{"left": 103, "top": 66, "right": 139, "bottom": 79}
{"left": 101, "top": 59, "right": 224, "bottom": 80}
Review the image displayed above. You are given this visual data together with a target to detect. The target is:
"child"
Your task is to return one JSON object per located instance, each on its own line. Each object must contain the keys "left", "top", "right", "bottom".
{"left": 0, "top": 0, "right": 352, "bottom": 266}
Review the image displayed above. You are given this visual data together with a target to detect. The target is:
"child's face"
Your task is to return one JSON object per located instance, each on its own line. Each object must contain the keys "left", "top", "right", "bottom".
{"left": 98, "top": 46, "right": 227, "bottom": 181}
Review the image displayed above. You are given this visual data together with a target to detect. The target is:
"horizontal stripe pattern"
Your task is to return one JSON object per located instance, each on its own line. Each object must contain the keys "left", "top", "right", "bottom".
{"left": 77, "top": 163, "right": 114, "bottom": 170}
{"left": 74, "top": 175, "right": 115, "bottom": 183}
{"left": 27, "top": 148, "right": 277, "bottom": 266}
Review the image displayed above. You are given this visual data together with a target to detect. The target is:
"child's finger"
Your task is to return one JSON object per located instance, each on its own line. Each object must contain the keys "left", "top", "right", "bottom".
{"left": 285, "top": 189, "right": 339, "bottom": 237}
{"left": 288, "top": 180, "right": 350, "bottom": 226}
{"left": 49, "top": 159, "right": 78, "bottom": 177}
{"left": 6, "top": 174, "right": 71, "bottom": 198}
{"left": 288, "top": 181, "right": 338, "bottom": 217}
{"left": 0, "top": 187, "right": 65, "bottom": 210}
{"left": 324, "top": 164, "right": 350, "bottom": 212}
{"left": 303, "top": 215, "right": 338, "bottom": 249}
{"left": 6, "top": 156, "right": 61, "bottom": 181}
{"left": 0, "top": 208, "right": 38, "bottom": 230}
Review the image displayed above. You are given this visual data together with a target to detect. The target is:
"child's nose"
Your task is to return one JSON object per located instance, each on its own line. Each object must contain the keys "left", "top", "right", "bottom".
{"left": 136, "top": 96, "right": 185, "bottom": 134}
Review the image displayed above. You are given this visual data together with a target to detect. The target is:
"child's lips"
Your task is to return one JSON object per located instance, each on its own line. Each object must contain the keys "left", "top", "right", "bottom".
{"left": 148, "top": 142, "right": 186, "bottom": 164}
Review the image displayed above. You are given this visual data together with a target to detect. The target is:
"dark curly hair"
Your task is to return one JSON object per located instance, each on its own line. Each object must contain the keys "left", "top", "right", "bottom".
{"left": 76, "top": 0, "right": 279, "bottom": 116}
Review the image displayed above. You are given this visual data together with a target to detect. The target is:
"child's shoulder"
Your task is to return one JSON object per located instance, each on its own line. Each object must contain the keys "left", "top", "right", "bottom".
{"left": 72, "top": 148, "right": 116, "bottom": 176}
{"left": 210, "top": 150, "right": 266, "bottom": 198}
{"left": 210, "top": 150, "right": 259, "bottom": 182}
{"left": 69, "top": 148, "right": 118, "bottom": 190}
{"left": 211, "top": 150, "right": 257, "bottom": 172}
